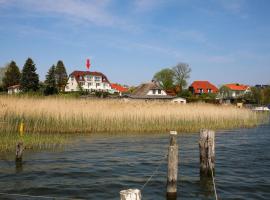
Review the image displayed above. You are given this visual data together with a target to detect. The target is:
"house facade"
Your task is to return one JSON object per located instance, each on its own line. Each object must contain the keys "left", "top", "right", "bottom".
{"left": 219, "top": 83, "right": 250, "bottom": 99}
{"left": 189, "top": 81, "right": 218, "bottom": 95}
{"left": 65, "top": 71, "right": 111, "bottom": 92}
{"left": 8, "top": 85, "right": 21, "bottom": 94}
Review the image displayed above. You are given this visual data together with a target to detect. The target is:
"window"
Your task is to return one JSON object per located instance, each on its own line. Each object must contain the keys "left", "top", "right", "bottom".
{"left": 199, "top": 88, "right": 203, "bottom": 94}
{"left": 86, "top": 75, "right": 92, "bottom": 81}
{"left": 96, "top": 83, "right": 100, "bottom": 87}
{"left": 95, "top": 76, "right": 101, "bottom": 82}
{"left": 158, "top": 89, "right": 161, "bottom": 94}
{"left": 103, "top": 83, "right": 107, "bottom": 88}
{"left": 88, "top": 83, "right": 92, "bottom": 88}
{"left": 153, "top": 89, "right": 156, "bottom": 94}
{"left": 71, "top": 76, "right": 74, "bottom": 81}
{"left": 208, "top": 89, "right": 212, "bottom": 93}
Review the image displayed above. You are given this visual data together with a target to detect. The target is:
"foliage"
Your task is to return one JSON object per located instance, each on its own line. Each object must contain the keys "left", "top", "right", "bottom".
{"left": 2, "top": 61, "right": 21, "bottom": 90}
{"left": 0, "top": 64, "right": 8, "bottom": 86}
{"left": 55, "top": 60, "right": 68, "bottom": 92}
{"left": 178, "top": 89, "right": 192, "bottom": 98}
{"left": 243, "top": 87, "right": 270, "bottom": 105}
{"left": 172, "top": 62, "right": 191, "bottom": 91}
{"left": 20, "top": 58, "right": 39, "bottom": 92}
{"left": 153, "top": 68, "right": 174, "bottom": 90}
{"left": 44, "top": 65, "right": 58, "bottom": 95}
{"left": 95, "top": 91, "right": 109, "bottom": 98}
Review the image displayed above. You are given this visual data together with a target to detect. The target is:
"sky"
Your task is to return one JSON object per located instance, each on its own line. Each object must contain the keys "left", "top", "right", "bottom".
{"left": 0, "top": 0, "right": 270, "bottom": 86}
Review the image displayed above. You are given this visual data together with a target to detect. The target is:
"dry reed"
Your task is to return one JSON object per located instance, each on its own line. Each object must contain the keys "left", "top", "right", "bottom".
{"left": 0, "top": 95, "right": 267, "bottom": 135}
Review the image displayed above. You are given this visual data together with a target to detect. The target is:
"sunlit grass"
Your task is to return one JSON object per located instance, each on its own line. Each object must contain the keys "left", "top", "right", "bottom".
{"left": 0, "top": 132, "right": 69, "bottom": 152}
{"left": 0, "top": 95, "right": 267, "bottom": 135}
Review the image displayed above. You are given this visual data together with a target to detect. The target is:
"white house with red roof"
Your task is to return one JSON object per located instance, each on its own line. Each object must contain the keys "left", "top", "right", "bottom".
{"left": 189, "top": 81, "right": 218, "bottom": 95}
{"left": 219, "top": 83, "right": 250, "bottom": 99}
{"left": 110, "top": 83, "right": 128, "bottom": 95}
{"left": 65, "top": 71, "right": 112, "bottom": 92}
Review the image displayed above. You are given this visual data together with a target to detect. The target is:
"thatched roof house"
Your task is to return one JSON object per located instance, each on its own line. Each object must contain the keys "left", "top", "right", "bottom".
{"left": 126, "top": 81, "right": 174, "bottom": 100}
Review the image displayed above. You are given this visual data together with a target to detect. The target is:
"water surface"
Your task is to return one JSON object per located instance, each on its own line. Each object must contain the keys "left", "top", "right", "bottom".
{"left": 1, "top": 124, "right": 270, "bottom": 199}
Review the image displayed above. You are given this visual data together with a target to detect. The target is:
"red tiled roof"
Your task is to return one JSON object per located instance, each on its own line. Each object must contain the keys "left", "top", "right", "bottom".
{"left": 225, "top": 84, "right": 249, "bottom": 91}
{"left": 70, "top": 71, "right": 110, "bottom": 83}
{"left": 189, "top": 81, "right": 218, "bottom": 94}
{"left": 111, "top": 83, "right": 128, "bottom": 93}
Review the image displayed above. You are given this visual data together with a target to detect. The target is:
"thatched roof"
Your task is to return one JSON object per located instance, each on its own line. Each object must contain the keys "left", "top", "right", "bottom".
{"left": 132, "top": 82, "right": 162, "bottom": 96}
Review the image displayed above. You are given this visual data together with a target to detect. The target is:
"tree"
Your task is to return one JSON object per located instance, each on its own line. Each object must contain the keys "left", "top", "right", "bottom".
{"left": 172, "top": 62, "right": 191, "bottom": 92}
{"left": 153, "top": 68, "right": 174, "bottom": 90}
{"left": 20, "top": 58, "right": 39, "bottom": 92}
{"left": 0, "top": 64, "right": 8, "bottom": 86}
{"left": 2, "top": 61, "right": 21, "bottom": 90}
{"left": 55, "top": 60, "right": 68, "bottom": 92}
{"left": 44, "top": 65, "right": 58, "bottom": 95}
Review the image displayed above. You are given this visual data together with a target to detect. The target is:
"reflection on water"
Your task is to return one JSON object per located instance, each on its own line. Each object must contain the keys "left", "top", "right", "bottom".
{"left": 0, "top": 124, "right": 270, "bottom": 199}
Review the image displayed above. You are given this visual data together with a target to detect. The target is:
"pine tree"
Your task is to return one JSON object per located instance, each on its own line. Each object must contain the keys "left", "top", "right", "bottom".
{"left": 55, "top": 60, "right": 68, "bottom": 92}
{"left": 44, "top": 65, "right": 58, "bottom": 95}
{"left": 20, "top": 58, "right": 39, "bottom": 92}
{"left": 2, "top": 61, "right": 21, "bottom": 90}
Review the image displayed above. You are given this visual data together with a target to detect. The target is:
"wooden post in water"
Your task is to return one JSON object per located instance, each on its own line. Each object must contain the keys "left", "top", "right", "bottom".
{"left": 120, "top": 189, "right": 141, "bottom": 200}
{"left": 15, "top": 142, "right": 24, "bottom": 162}
{"left": 199, "top": 129, "right": 215, "bottom": 177}
{"left": 167, "top": 131, "right": 178, "bottom": 198}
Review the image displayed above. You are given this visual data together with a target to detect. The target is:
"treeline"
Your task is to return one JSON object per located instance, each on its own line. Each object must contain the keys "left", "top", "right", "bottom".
{"left": 0, "top": 58, "right": 68, "bottom": 95}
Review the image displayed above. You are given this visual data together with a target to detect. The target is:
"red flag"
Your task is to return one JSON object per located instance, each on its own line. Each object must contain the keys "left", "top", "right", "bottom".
{"left": 86, "top": 59, "right": 90, "bottom": 70}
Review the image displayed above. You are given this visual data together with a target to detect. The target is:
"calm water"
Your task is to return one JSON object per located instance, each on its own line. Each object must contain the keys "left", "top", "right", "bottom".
{"left": 0, "top": 124, "right": 270, "bottom": 200}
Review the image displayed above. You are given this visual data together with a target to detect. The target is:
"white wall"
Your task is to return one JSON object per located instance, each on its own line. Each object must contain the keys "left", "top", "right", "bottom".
{"left": 147, "top": 89, "right": 167, "bottom": 95}
{"left": 65, "top": 75, "right": 111, "bottom": 92}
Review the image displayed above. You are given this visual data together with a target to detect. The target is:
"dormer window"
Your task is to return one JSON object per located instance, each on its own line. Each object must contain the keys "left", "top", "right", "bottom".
{"left": 208, "top": 89, "right": 212, "bottom": 93}
{"left": 95, "top": 76, "right": 101, "bottom": 82}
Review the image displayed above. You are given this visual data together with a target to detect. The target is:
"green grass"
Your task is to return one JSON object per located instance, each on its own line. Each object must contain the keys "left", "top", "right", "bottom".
{"left": 0, "top": 132, "right": 69, "bottom": 152}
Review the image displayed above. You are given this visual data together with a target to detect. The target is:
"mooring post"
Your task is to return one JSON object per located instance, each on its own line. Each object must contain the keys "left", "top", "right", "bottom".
{"left": 167, "top": 131, "right": 178, "bottom": 198}
{"left": 199, "top": 129, "right": 215, "bottom": 177}
{"left": 120, "top": 189, "right": 141, "bottom": 200}
{"left": 15, "top": 142, "right": 24, "bottom": 162}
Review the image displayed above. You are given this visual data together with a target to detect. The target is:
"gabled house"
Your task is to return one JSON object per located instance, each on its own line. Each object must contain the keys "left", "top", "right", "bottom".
{"left": 126, "top": 81, "right": 173, "bottom": 100}
{"left": 8, "top": 85, "right": 21, "bottom": 94}
{"left": 111, "top": 83, "right": 128, "bottom": 95}
{"left": 219, "top": 83, "right": 250, "bottom": 99}
{"left": 65, "top": 71, "right": 111, "bottom": 92}
{"left": 189, "top": 81, "right": 218, "bottom": 95}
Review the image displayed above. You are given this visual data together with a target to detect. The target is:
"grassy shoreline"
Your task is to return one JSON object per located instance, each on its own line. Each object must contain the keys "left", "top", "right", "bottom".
{"left": 0, "top": 96, "right": 267, "bottom": 133}
{"left": 0, "top": 95, "right": 268, "bottom": 151}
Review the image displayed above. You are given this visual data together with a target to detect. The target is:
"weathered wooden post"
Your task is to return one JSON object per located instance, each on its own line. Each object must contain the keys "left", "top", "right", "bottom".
{"left": 120, "top": 189, "right": 141, "bottom": 200}
{"left": 15, "top": 142, "right": 24, "bottom": 162}
{"left": 167, "top": 131, "right": 178, "bottom": 199}
{"left": 199, "top": 129, "right": 215, "bottom": 177}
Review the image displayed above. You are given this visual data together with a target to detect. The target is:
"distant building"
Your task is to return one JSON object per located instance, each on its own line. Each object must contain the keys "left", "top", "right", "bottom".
{"left": 111, "top": 83, "right": 128, "bottom": 95}
{"left": 219, "top": 83, "right": 250, "bottom": 99}
{"left": 8, "top": 85, "right": 21, "bottom": 94}
{"left": 124, "top": 81, "right": 186, "bottom": 103}
{"left": 255, "top": 84, "right": 270, "bottom": 89}
{"left": 65, "top": 71, "right": 111, "bottom": 92}
{"left": 189, "top": 81, "right": 218, "bottom": 95}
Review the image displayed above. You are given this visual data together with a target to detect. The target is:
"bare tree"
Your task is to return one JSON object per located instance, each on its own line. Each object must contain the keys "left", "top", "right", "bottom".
{"left": 172, "top": 62, "right": 191, "bottom": 91}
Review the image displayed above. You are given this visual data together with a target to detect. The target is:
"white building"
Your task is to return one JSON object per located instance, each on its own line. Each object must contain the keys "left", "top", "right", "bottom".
{"left": 8, "top": 85, "right": 21, "bottom": 94}
{"left": 65, "top": 71, "right": 112, "bottom": 92}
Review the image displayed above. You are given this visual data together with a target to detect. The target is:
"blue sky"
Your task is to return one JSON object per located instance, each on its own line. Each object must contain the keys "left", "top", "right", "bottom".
{"left": 0, "top": 0, "right": 269, "bottom": 86}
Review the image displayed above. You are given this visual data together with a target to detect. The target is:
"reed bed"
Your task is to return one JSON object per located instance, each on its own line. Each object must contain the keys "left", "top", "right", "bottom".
{"left": 0, "top": 132, "right": 68, "bottom": 152}
{"left": 0, "top": 96, "right": 267, "bottom": 135}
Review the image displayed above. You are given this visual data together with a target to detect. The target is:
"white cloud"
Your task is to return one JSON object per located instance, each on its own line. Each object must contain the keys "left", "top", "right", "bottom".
{"left": 0, "top": 0, "right": 128, "bottom": 27}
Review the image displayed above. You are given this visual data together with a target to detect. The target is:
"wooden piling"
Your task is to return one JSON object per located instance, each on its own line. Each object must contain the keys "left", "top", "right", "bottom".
{"left": 199, "top": 129, "right": 215, "bottom": 177}
{"left": 166, "top": 131, "right": 178, "bottom": 198}
{"left": 15, "top": 142, "right": 24, "bottom": 162}
{"left": 120, "top": 189, "right": 141, "bottom": 200}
